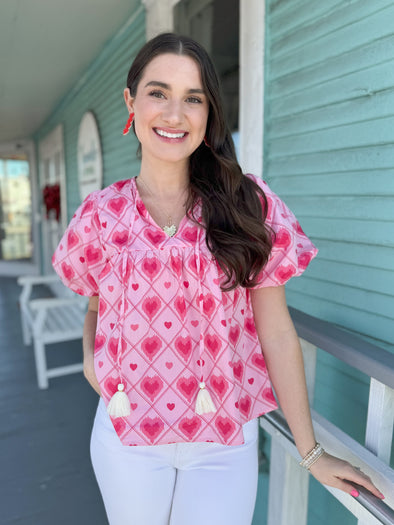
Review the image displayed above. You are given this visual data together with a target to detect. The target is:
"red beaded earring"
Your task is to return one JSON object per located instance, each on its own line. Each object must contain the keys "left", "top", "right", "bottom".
{"left": 123, "top": 112, "right": 134, "bottom": 135}
{"left": 204, "top": 136, "right": 210, "bottom": 147}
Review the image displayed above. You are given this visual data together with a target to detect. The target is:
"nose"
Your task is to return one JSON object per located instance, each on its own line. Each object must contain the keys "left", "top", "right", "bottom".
{"left": 162, "top": 99, "right": 183, "bottom": 126}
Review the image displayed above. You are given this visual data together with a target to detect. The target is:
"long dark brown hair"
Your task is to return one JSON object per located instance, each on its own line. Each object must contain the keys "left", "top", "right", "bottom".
{"left": 126, "top": 33, "right": 273, "bottom": 291}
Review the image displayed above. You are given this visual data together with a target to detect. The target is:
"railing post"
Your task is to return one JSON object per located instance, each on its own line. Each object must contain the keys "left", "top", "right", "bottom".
{"left": 267, "top": 440, "right": 309, "bottom": 525}
{"left": 266, "top": 338, "right": 317, "bottom": 525}
{"left": 365, "top": 379, "right": 394, "bottom": 464}
{"left": 357, "top": 379, "right": 394, "bottom": 525}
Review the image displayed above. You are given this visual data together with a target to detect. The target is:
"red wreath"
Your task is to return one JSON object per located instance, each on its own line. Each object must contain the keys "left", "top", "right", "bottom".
{"left": 42, "top": 183, "right": 60, "bottom": 221}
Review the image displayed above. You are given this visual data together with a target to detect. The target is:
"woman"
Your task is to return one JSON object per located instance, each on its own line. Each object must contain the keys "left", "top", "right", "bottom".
{"left": 52, "top": 33, "right": 384, "bottom": 525}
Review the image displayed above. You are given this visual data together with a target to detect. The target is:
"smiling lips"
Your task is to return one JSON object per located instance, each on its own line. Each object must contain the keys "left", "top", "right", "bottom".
{"left": 154, "top": 128, "right": 188, "bottom": 139}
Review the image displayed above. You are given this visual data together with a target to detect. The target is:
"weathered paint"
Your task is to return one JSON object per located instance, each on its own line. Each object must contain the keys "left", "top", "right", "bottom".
{"left": 264, "top": 1, "right": 394, "bottom": 523}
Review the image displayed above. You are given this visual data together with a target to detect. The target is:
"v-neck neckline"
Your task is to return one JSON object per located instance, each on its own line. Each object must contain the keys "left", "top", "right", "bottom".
{"left": 131, "top": 176, "right": 191, "bottom": 239}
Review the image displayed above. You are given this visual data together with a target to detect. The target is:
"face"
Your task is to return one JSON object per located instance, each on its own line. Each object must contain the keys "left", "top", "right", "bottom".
{"left": 124, "top": 53, "right": 209, "bottom": 168}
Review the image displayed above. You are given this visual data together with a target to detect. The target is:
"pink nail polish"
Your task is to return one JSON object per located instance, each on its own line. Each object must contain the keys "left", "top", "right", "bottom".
{"left": 350, "top": 489, "right": 359, "bottom": 497}
{"left": 379, "top": 493, "right": 385, "bottom": 500}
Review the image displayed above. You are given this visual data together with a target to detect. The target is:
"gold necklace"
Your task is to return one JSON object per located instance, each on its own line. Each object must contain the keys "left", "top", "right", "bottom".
{"left": 137, "top": 176, "right": 189, "bottom": 237}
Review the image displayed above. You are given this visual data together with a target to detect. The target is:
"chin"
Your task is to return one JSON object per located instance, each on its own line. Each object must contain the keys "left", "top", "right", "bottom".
{"left": 154, "top": 149, "right": 196, "bottom": 165}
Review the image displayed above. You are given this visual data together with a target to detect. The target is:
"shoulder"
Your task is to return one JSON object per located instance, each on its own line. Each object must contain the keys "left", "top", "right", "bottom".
{"left": 244, "top": 173, "right": 287, "bottom": 207}
{"left": 86, "top": 178, "right": 135, "bottom": 210}
{"left": 244, "top": 173, "right": 263, "bottom": 185}
{"left": 244, "top": 173, "right": 273, "bottom": 195}
{"left": 98, "top": 178, "right": 133, "bottom": 200}
{"left": 243, "top": 174, "right": 298, "bottom": 227}
{"left": 72, "top": 179, "right": 134, "bottom": 226}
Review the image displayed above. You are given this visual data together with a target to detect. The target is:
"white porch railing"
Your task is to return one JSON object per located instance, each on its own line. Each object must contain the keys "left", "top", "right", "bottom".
{"left": 261, "top": 307, "right": 394, "bottom": 525}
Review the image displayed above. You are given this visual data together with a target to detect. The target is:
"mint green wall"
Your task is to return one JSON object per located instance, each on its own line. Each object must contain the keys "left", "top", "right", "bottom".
{"left": 264, "top": 1, "right": 394, "bottom": 524}
{"left": 34, "top": 3, "right": 145, "bottom": 221}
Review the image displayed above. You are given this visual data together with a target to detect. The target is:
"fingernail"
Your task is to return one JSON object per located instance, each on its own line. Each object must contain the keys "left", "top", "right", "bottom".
{"left": 379, "top": 493, "right": 385, "bottom": 500}
{"left": 351, "top": 489, "right": 359, "bottom": 497}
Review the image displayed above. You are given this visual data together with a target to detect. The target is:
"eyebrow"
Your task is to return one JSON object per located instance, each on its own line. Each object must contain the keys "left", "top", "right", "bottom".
{"left": 144, "top": 80, "right": 205, "bottom": 95}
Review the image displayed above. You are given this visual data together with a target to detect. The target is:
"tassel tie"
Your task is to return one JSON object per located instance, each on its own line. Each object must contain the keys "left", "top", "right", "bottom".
{"left": 194, "top": 240, "right": 217, "bottom": 415}
{"left": 107, "top": 383, "right": 130, "bottom": 417}
{"left": 107, "top": 248, "right": 132, "bottom": 418}
{"left": 195, "top": 381, "right": 216, "bottom": 415}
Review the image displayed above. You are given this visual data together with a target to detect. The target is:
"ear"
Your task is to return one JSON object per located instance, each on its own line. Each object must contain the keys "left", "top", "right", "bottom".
{"left": 123, "top": 87, "right": 134, "bottom": 112}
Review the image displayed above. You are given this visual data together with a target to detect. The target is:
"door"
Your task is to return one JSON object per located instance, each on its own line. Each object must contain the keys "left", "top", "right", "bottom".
{"left": 0, "top": 141, "right": 40, "bottom": 276}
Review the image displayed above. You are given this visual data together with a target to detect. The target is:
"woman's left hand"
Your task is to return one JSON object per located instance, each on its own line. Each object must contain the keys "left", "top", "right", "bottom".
{"left": 309, "top": 452, "right": 385, "bottom": 500}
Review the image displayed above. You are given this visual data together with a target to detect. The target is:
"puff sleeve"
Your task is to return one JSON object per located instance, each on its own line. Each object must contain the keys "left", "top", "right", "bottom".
{"left": 250, "top": 175, "right": 318, "bottom": 288}
{"left": 52, "top": 191, "right": 105, "bottom": 296}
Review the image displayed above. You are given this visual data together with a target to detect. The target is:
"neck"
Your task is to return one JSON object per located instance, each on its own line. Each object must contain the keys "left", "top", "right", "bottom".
{"left": 138, "top": 157, "right": 189, "bottom": 196}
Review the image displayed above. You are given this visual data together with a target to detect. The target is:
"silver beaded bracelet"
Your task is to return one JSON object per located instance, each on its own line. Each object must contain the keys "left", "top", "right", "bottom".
{"left": 299, "top": 442, "right": 325, "bottom": 470}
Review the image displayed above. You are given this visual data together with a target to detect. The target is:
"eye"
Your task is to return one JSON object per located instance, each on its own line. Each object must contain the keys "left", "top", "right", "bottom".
{"left": 186, "top": 96, "right": 203, "bottom": 104}
{"left": 149, "top": 90, "right": 165, "bottom": 99}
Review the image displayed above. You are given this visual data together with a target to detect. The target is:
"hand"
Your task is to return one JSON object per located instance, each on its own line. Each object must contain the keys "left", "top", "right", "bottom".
{"left": 309, "top": 452, "right": 385, "bottom": 500}
{"left": 83, "top": 353, "right": 101, "bottom": 396}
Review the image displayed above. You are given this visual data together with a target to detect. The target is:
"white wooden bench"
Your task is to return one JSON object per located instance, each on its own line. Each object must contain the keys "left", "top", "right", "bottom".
{"left": 17, "top": 274, "right": 88, "bottom": 389}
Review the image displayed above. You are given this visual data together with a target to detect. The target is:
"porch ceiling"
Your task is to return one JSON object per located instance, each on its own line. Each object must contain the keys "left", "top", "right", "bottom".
{"left": 0, "top": 0, "right": 141, "bottom": 144}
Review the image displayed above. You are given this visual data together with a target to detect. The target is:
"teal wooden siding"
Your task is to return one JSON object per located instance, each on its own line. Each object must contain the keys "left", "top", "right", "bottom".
{"left": 264, "top": 1, "right": 394, "bottom": 524}
{"left": 34, "top": 3, "right": 145, "bottom": 221}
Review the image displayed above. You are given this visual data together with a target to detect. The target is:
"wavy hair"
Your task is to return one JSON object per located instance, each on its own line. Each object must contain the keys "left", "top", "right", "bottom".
{"left": 126, "top": 33, "right": 273, "bottom": 291}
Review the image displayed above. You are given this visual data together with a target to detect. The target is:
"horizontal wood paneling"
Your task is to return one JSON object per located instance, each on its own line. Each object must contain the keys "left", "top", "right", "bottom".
{"left": 271, "top": 1, "right": 394, "bottom": 62}
{"left": 270, "top": 62, "right": 394, "bottom": 117}
{"left": 270, "top": 90, "right": 394, "bottom": 139}
{"left": 265, "top": 2, "right": 394, "bottom": 522}
{"left": 269, "top": 170, "right": 394, "bottom": 197}
{"left": 270, "top": 116, "right": 394, "bottom": 157}
{"left": 286, "top": 288, "right": 394, "bottom": 346}
{"left": 302, "top": 217, "right": 392, "bottom": 246}
{"left": 269, "top": 0, "right": 345, "bottom": 39}
{"left": 312, "top": 239, "right": 394, "bottom": 271}
{"left": 35, "top": 3, "right": 145, "bottom": 221}
{"left": 283, "top": 195, "right": 394, "bottom": 221}
{"left": 265, "top": 0, "right": 394, "bottom": 345}
{"left": 267, "top": 144, "right": 394, "bottom": 174}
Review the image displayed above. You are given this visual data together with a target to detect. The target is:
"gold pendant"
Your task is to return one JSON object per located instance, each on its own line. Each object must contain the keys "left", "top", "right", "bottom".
{"left": 163, "top": 224, "right": 177, "bottom": 237}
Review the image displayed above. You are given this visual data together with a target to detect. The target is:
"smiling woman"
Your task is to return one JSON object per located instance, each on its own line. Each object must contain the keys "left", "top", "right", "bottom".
{"left": 51, "top": 32, "right": 384, "bottom": 525}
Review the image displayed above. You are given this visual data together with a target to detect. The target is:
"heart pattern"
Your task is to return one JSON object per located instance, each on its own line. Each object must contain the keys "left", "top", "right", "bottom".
{"left": 210, "top": 374, "right": 229, "bottom": 399}
{"left": 67, "top": 230, "right": 79, "bottom": 249}
{"left": 141, "top": 335, "right": 162, "bottom": 360}
{"left": 215, "top": 416, "right": 236, "bottom": 442}
{"left": 140, "top": 375, "right": 164, "bottom": 401}
{"left": 176, "top": 376, "right": 198, "bottom": 402}
{"left": 140, "top": 416, "right": 164, "bottom": 443}
{"left": 174, "top": 335, "right": 193, "bottom": 361}
{"left": 113, "top": 229, "right": 130, "bottom": 247}
{"left": 52, "top": 174, "right": 317, "bottom": 446}
{"left": 179, "top": 416, "right": 201, "bottom": 439}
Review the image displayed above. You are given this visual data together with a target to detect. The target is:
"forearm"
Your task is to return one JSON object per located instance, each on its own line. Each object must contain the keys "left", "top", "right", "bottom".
{"left": 262, "top": 327, "right": 316, "bottom": 457}
{"left": 83, "top": 305, "right": 101, "bottom": 395}
{"left": 83, "top": 309, "right": 98, "bottom": 360}
{"left": 251, "top": 287, "right": 384, "bottom": 498}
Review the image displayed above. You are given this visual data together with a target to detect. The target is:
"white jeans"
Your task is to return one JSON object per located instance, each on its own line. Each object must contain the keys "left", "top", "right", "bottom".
{"left": 90, "top": 399, "right": 259, "bottom": 525}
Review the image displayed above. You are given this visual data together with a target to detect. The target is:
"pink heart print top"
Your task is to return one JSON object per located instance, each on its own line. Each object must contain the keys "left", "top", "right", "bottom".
{"left": 52, "top": 174, "right": 317, "bottom": 446}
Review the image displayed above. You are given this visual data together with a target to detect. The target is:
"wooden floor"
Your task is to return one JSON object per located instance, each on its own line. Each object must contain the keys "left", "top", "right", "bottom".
{"left": 0, "top": 276, "right": 268, "bottom": 525}
{"left": 0, "top": 277, "right": 107, "bottom": 525}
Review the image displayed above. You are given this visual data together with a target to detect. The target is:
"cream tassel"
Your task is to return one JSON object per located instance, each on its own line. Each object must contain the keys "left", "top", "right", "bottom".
{"left": 107, "top": 383, "right": 131, "bottom": 418}
{"left": 195, "top": 382, "right": 217, "bottom": 415}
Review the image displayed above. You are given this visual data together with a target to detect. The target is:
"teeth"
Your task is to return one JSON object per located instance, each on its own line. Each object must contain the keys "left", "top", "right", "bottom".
{"left": 155, "top": 129, "right": 186, "bottom": 139}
